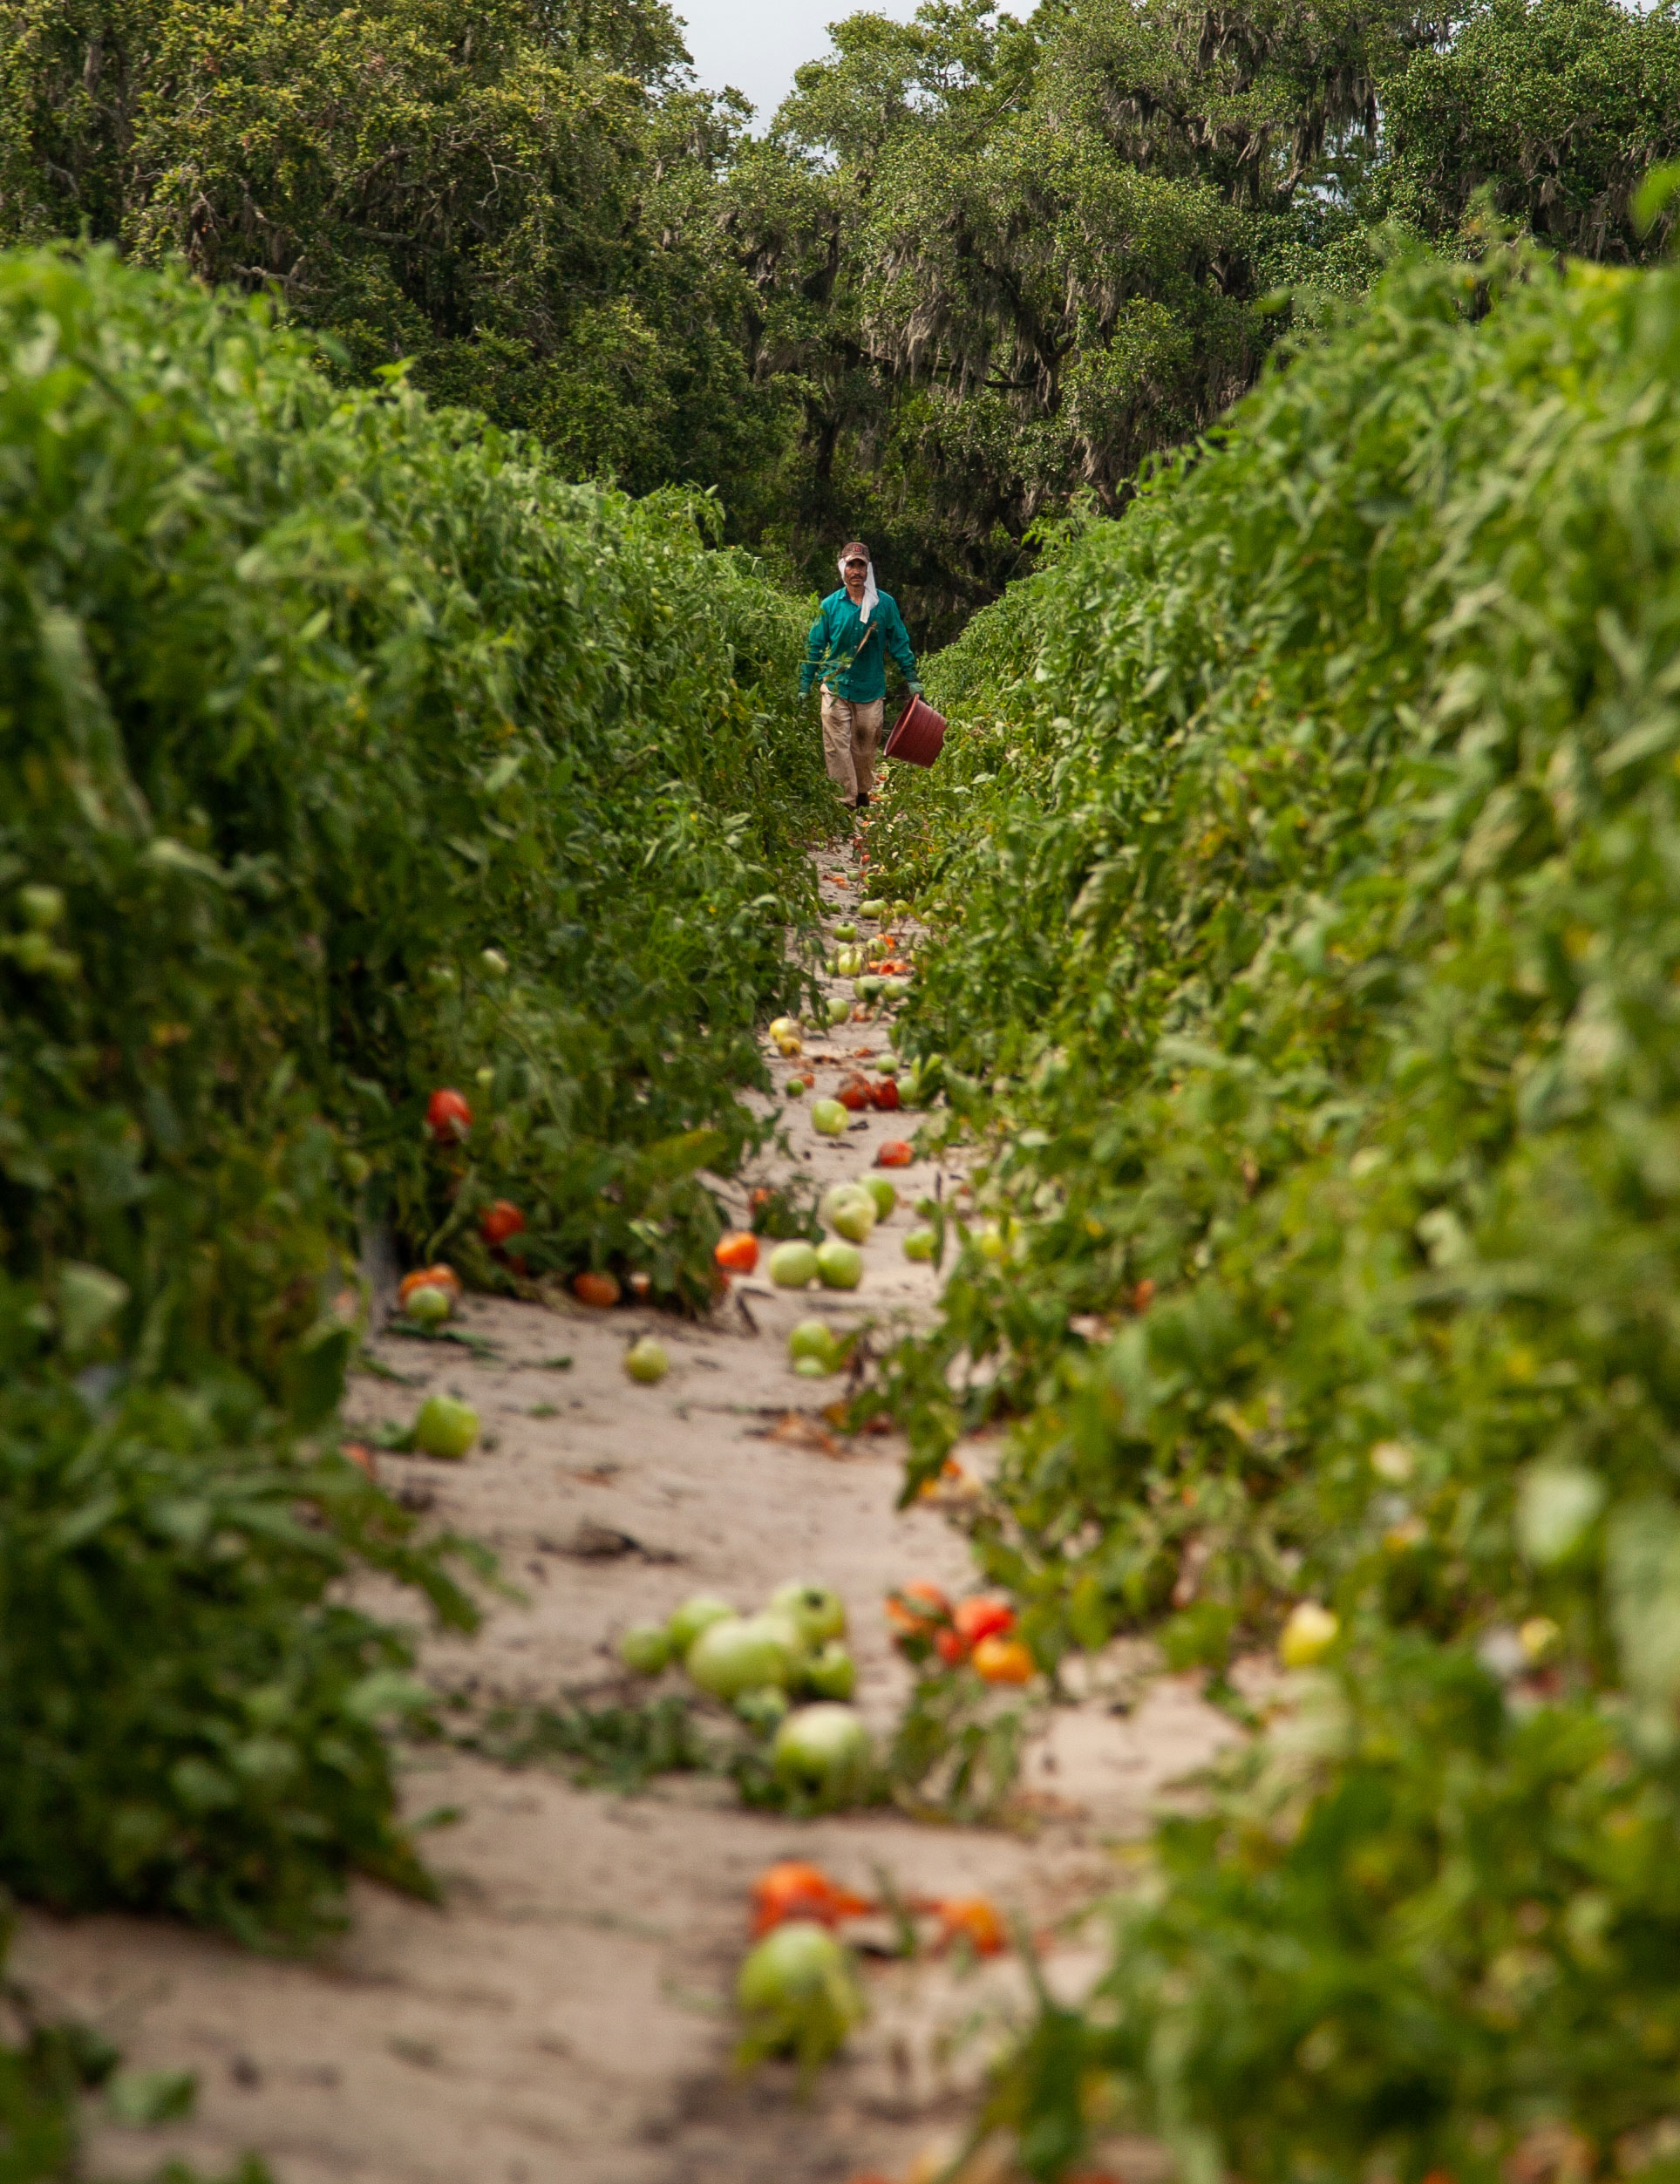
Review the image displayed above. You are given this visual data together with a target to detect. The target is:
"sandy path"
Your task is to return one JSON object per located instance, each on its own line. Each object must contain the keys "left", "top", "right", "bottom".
{"left": 15, "top": 847, "right": 1234, "bottom": 2184}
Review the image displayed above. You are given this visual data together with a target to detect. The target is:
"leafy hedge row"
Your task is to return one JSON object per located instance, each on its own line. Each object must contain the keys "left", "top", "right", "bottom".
{"left": 871, "top": 247, "right": 1680, "bottom": 2180}
{"left": 0, "top": 247, "right": 831, "bottom": 1944}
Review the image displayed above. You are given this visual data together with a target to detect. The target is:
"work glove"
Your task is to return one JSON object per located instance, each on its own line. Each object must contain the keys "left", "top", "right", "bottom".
{"left": 907, "top": 680, "right": 923, "bottom": 696}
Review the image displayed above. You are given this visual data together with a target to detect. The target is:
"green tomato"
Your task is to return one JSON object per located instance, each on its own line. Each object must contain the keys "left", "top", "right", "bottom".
{"left": 769, "top": 1581, "right": 847, "bottom": 1647}
{"left": 768, "top": 1241, "right": 820, "bottom": 1287}
{"left": 687, "top": 1614, "right": 799, "bottom": 1699}
{"left": 404, "top": 1282, "right": 452, "bottom": 1328}
{"left": 830, "top": 1197, "right": 874, "bottom": 1243}
{"left": 826, "top": 997, "right": 851, "bottom": 1027}
{"left": 892, "top": 900, "right": 914, "bottom": 919}
{"left": 853, "top": 975, "right": 885, "bottom": 1002}
{"left": 625, "top": 1337, "right": 670, "bottom": 1384}
{"left": 772, "top": 1703, "right": 873, "bottom": 1803}
{"left": 792, "top": 1354, "right": 831, "bottom": 1378}
{"left": 863, "top": 1177, "right": 896, "bottom": 1221}
{"left": 902, "top": 1227, "right": 936, "bottom": 1262}
{"left": 802, "top": 1642, "right": 856, "bottom": 1701}
{"left": 480, "top": 947, "right": 509, "bottom": 976}
{"left": 788, "top": 1318, "right": 839, "bottom": 1365}
{"left": 816, "top": 1239, "right": 863, "bottom": 1290}
{"left": 735, "top": 1922, "right": 865, "bottom": 2062}
{"left": 832, "top": 922, "right": 858, "bottom": 941}
{"left": 858, "top": 898, "right": 888, "bottom": 919}
{"left": 668, "top": 1594, "right": 733, "bottom": 1653}
{"left": 413, "top": 1394, "right": 480, "bottom": 1460}
{"left": 811, "top": 1099, "right": 849, "bottom": 1138}
{"left": 881, "top": 976, "right": 908, "bottom": 1002}
{"left": 619, "top": 1623, "right": 672, "bottom": 1675}
{"left": 785, "top": 1078, "right": 807, "bottom": 1099}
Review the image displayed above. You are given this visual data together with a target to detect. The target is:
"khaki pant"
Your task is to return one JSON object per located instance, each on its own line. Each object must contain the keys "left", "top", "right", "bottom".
{"left": 820, "top": 690, "right": 885, "bottom": 806}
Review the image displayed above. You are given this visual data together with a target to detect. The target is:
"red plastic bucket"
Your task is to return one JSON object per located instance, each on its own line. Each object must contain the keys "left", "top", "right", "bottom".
{"left": 883, "top": 692, "right": 947, "bottom": 768}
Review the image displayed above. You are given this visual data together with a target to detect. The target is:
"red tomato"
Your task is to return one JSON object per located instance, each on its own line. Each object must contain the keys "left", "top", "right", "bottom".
{"left": 935, "top": 1627, "right": 968, "bottom": 1667}
{"left": 875, "top": 1140, "right": 913, "bottom": 1168}
{"left": 715, "top": 1230, "right": 759, "bottom": 1274}
{"left": 837, "top": 1075, "right": 872, "bottom": 1112}
{"left": 573, "top": 1269, "right": 621, "bottom": 1309}
{"left": 872, "top": 1078, "right": 901, "bottom": 1112}
{"left": 973, "top": 1635, "right": 1035, "bottom": 1684}
{"left": 936, "top": 1895, "right": 1006, "bottom": 1956}
{"left": 750, "top": 1861, "right": 871, "bottom": 1936}
{"left": 480, "top": 1200, "right": 525, "bottom": 1247}
{"left": 425, "top": 1087, "right": 473, "bottom": 1142}
{"left": 953, "top": 1595, "right": 1016, "bottom": 1648}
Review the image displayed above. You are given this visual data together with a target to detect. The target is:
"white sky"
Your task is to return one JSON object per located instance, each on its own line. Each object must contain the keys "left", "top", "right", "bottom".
{"left": 674, "top": 0, "right": 923, "bottom": 126}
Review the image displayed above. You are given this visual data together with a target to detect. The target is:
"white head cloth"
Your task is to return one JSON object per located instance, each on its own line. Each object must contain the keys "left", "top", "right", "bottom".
{"left": 840, "top": 552, "right": 878, "bottom": 623}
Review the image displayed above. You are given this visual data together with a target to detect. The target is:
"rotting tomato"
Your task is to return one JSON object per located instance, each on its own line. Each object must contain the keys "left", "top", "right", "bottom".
{"left": 573, "top": 1269, "right": 621, "bottom": 1309}
{"left": 425, "top": 1087, "right": 472, "bottom": 1142}
{"left": 715, "top": 1230, "right": 759, "bottom": 1274}
{"left": 872, "top": 1078, "right": 901, "bottom": 1112}
{"left": 837, "top": 1075, "right": 872, "bottom": 1112}
{"left": 875, "top": 1140, "right": 913, "bottom": 1167}
{"left": 480, "top": 1200, "right": 526, "bottom": 1247}
{"left": 751, "top": 1861, "right": 872, "bottom": 1936}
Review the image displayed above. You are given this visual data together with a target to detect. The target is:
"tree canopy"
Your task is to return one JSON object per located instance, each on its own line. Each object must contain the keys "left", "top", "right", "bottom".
{"left": 2, "top": 0, "right": 1677, "bottom": 632}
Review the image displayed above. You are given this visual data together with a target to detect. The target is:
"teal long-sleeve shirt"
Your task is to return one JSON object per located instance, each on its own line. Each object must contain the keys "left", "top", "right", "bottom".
{"left": 799, "top": 588, "right": 918, "bottom": 703}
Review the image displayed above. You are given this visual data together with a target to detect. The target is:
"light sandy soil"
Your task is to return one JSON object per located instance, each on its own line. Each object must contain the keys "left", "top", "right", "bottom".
{"left": 14, "top": 844, "right": 1235, "bottom": 2184}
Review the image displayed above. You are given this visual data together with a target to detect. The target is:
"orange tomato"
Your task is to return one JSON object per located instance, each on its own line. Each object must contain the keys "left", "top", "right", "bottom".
{"left": 573, "top": 1269, "right": 621, "bottom": 1309}
{"left": 885, "top": 1579, "right": 950, "bottom": 1641}
{"left": 872, "top": 1078, "right": 901, "bottom": 1112}
{"left": 973, "top": 1635, "right": 1035, "bottom": 1684}
{"left": 398, "top": 1263, "right": 461, "bottom": 1304}
{"left": 953, "top": 1595, "right": 1015, "bottom": 1649}
{"left": 936, "top": 1895, "right": 1006, "bottom": 1956}
{"left": 342, "top": 1441, "right": 376, "bottom": 1479}
{"left": 480, "top": 1199, "right": 526, "bottom": 1247}
{"left": 838, "top": 1074, "right": 873, "bottom": 1112}
{"left": 751, "top": 1861, "right": 872, "bottom": 1936}
{"left": 715, "top": 1230, "right": 759, "bottom": 1275}
{"left": 876, "top": 1139, "right": 913, "bottom": 1167}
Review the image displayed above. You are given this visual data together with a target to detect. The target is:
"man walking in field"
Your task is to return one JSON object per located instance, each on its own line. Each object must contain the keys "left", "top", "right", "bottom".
{"left": 800, "top": 540, "right": 921, "bottom": 812}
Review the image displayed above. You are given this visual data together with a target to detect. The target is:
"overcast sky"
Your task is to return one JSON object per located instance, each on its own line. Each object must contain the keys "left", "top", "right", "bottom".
{"left": 674, "top": 0, "right": 922, "bottom": 126}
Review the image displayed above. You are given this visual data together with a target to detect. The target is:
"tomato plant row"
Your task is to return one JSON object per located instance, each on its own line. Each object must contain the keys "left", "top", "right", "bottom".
{"left": 867, "top": 246, "right": 1680, "bottom": 2182}
{"left": 0, "top": 248, "right": 832, "bottom": 1949}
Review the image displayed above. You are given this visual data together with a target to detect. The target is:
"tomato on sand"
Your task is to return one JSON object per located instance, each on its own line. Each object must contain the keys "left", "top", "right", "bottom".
{"left": 935, "top": 1896, "right": 1006, "bottom": 1956}
{"left": 425, "top": 1087, "right": 472, "bottom": 1142}
{"left": 624, "top": 1337, "right": 669, "bottom": 1384}
{"left": 953, "top": 1595, "right": 1015, "bottom": 1648}
{"left": 973, "top": 1635, "right": 1034, "bottom": 1684}
{"left": 872, "top": 1077, "right": 901, "bottom": 1112}
{"left": 399, "top": 1263, "right": 460, "bottom": 1304}
{"left": 876, "top": 1140, "right": 913, "bottom": 1168}
{"left": 715, "top": 1230, "right": 759, "bottom": 1274}
{"left": 404, "top": 1283, "right": 452, "bottom": 1327}
{"left": 751, "top": 1861, "right": 872, "bottom": 1936}
{"left": 573, "top": 1269, "right": 621, "bottom": 1309}
{"left": 837, "top": 1075, "right": 872, "bottom": 1112}
{"left": 480, "top": 1199, "right": 525, "bottom": 1247}
{"left": 413, "top": 1393, "right": 479, "bottom": 1460}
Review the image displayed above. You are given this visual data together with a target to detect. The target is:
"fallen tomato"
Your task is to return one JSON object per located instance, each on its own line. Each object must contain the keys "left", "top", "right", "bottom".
{"left": 936, "top": 1895, "right": 1006, "bottom": 1956}
{"left": 480, "top": 1199, "right": 526, "bottom": 1248}
{"left": 399, "top": 1263, "right": 461, "bottom": 1304}
{"left": 953, "top": 1595, "right": 1016, "bottom": 1649}
{"left": 876, "top": 1140, "right": 913, "bottom": 1168}
{"left": 972, "top": 1635, "right": 1034, "bottom": 1684}
{"left": 836, "top": 1076, "right": 872, "bottom": 1112}
{"left": 573, "top": 1269, "right": 621, "bottom": 1309}
{"left": 413, "top": 1393, "right": 479, "bottom": 1460}
{"left": 715, "top": 1230, "right": 759, "bottom": 1275}
{"left": 751, "top": 1861, "right": 871, "bottom": 1936}
{"left": 425, "top": 1087, "right": 472, "bottom": 1143}
{"left": 872, "top": 1078, "right": 901, "bottom": 1112}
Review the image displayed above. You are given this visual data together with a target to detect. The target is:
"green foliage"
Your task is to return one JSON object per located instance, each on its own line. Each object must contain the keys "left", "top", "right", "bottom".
{"left": 871, "top": 245, "right": 1680, "bottom": 2175}
{"left": 0, "top": 0, "right": 791, "bottom": 508}
{"left": 0, "top": 244, "right": 830, "bottom": 1943}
